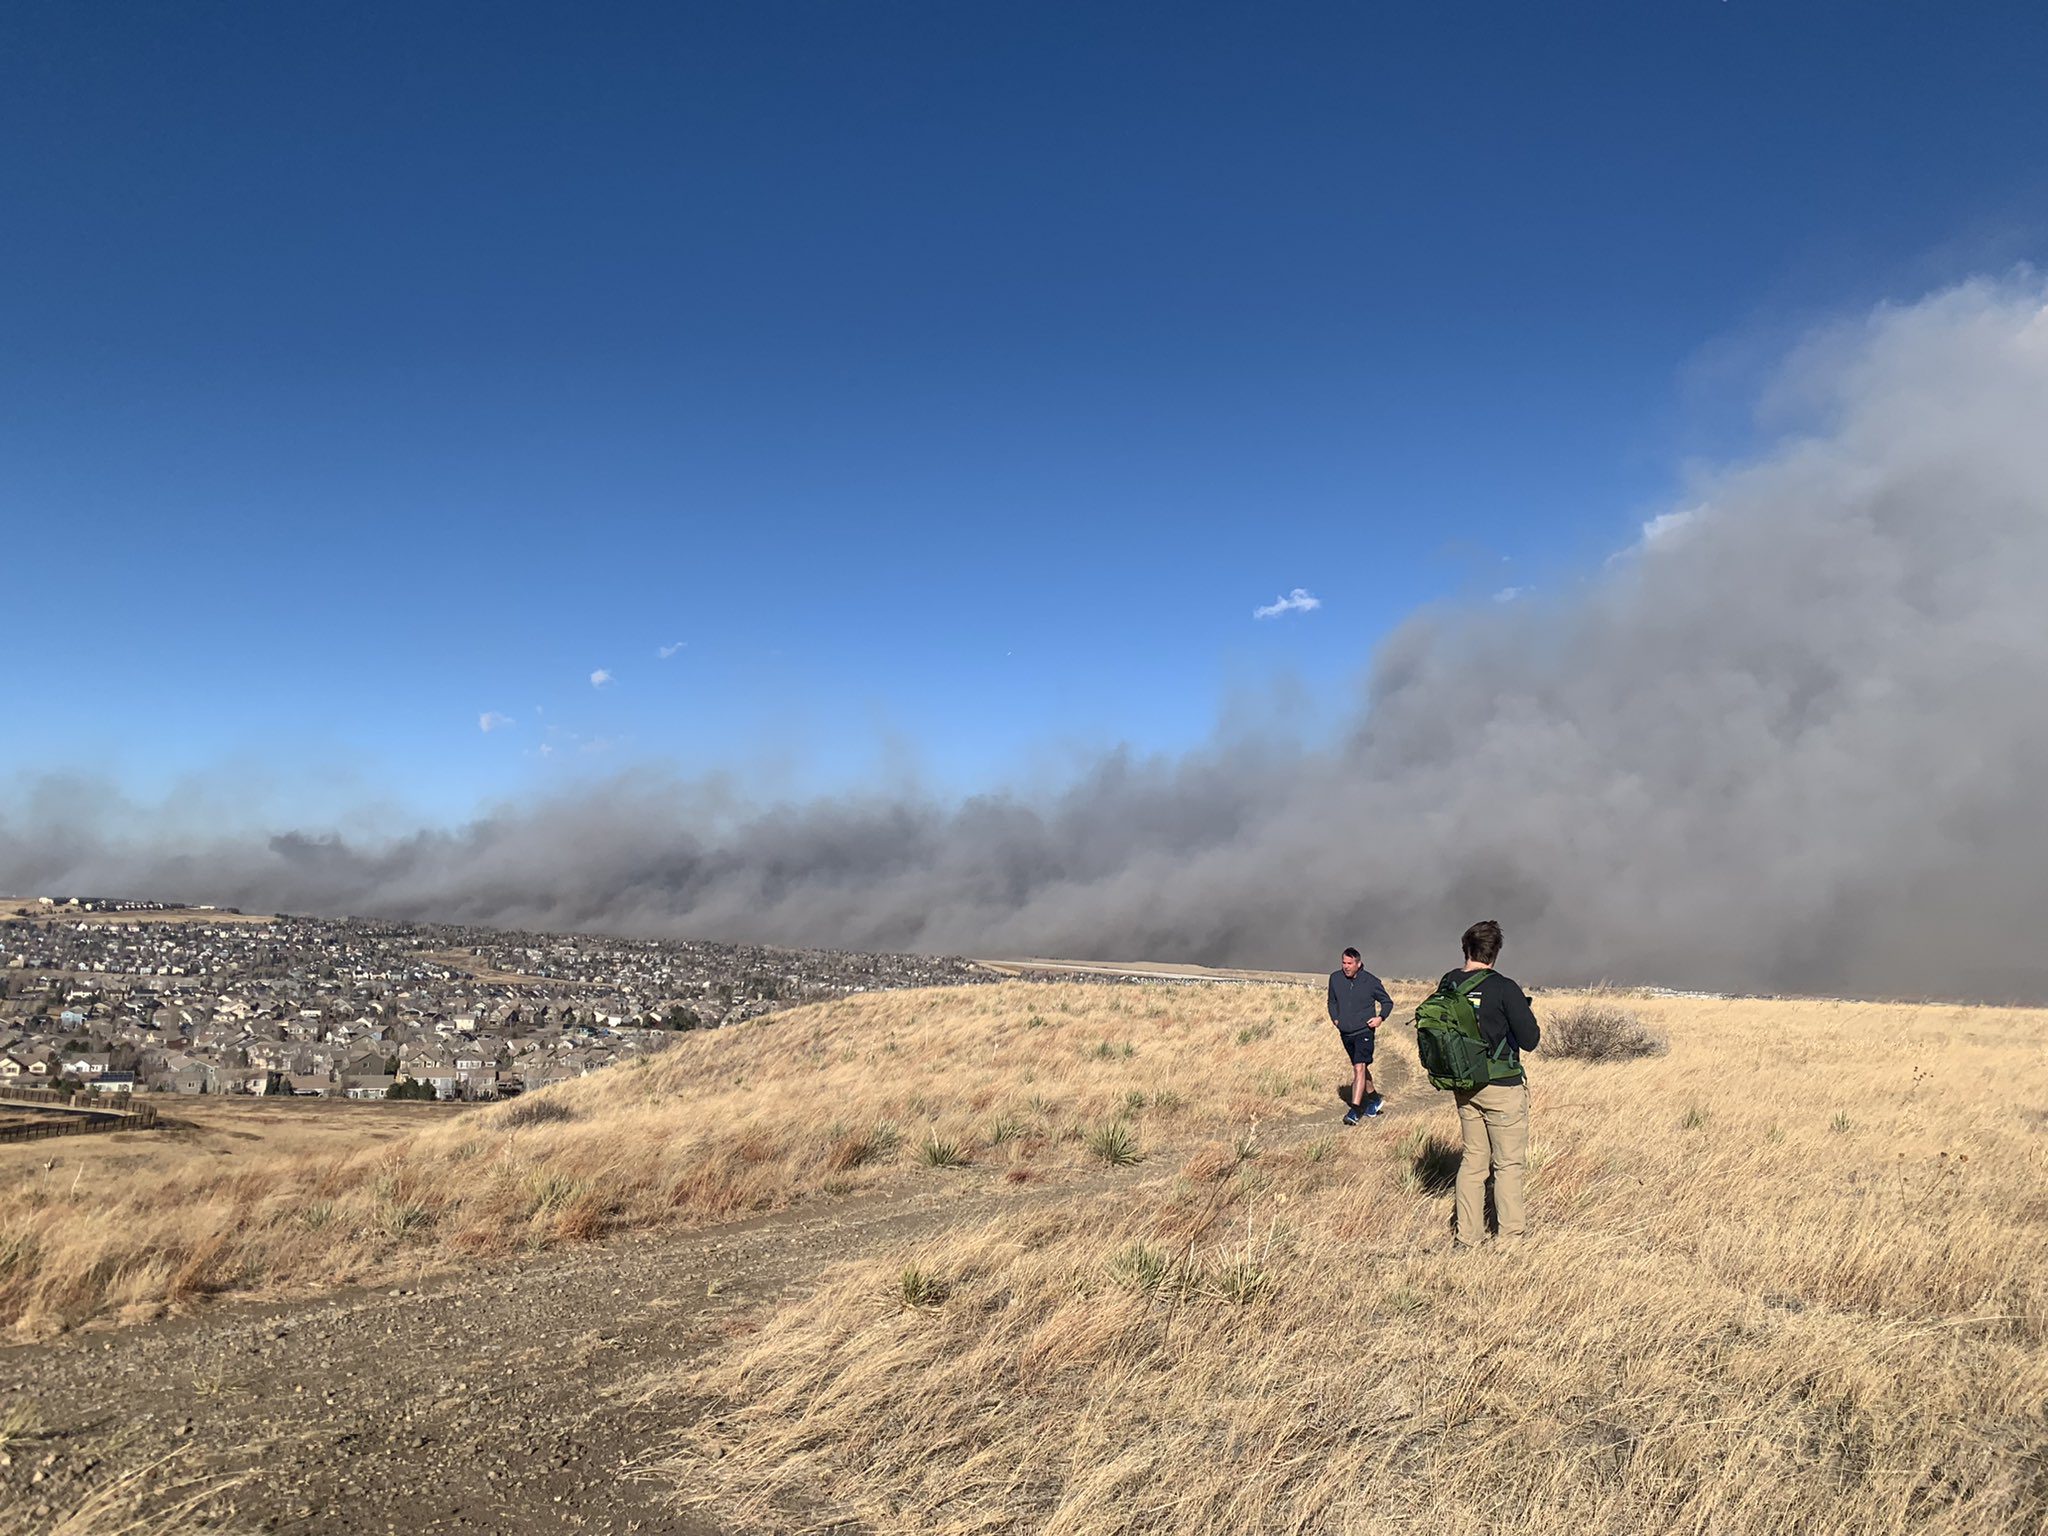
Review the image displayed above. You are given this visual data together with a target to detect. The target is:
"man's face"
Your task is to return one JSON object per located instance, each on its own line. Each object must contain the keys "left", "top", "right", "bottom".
{"left": 1341, "top": 954, "right": 1361, "bottom": 977}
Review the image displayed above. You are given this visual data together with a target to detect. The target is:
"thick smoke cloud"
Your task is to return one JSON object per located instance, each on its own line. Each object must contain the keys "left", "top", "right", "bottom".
{"left": 8, "top": 281, "right": 2048, "bottom": 999}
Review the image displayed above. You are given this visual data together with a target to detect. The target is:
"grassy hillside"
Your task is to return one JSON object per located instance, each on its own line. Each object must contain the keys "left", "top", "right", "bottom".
{"left": 643, "top": 987, "right": 2048, "bottom": 1536}
{"left": 4, "top": 980, "right": 2043, "bottom": 1535}
{"left": 2, "top": 980, "right": 1363, "bottom": 1336}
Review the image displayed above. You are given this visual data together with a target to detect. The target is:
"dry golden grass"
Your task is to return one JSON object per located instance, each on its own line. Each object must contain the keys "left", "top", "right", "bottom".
{"left": 0, "top": 982, "right": 1352, "bottom": 1336}
{"left": 0, "top": 1449, "right": 250, "bottom": 1536}
{"left": 646, "top": 990, "right": 2048, "bottom": 1536}
{"left": 0, "top": 1096, "right": 468, "bottom": 1177}
{"left": 8, "top": 980, "right": 2045, "bottom": 1534}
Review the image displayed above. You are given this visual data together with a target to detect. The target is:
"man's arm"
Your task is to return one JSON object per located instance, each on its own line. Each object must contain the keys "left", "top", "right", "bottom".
{"left": 1326, "top": 974, "right": 1339, "bottom": 1025}
{"left": 1506, "top": 982, "right": 1540, "bottom": 1052}
{"left": 1370, "top": 974, "right": 1393, "bottom": 1026}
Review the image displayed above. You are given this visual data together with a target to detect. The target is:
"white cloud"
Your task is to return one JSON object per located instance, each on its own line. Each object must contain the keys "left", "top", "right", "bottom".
{"left": 656, "top": 641, "right": 686, "bottom": 659}
{"left": 589, "top": 669, "right": 614, "bottom": 689}
{"left": 1607, "top": 505, "right": 1705, "bottom": 568}
{"left": 1640, "top": 507, "right": 1700, "bottom": 546}
{"left": 478, "top": 711, "right": 515, "bottom": 733}
{"left": 1253, "top": 588, "right": 1322, "bottom": 620}
{"left": 1493, "top": 586, "right": 1528, "bottom": 604}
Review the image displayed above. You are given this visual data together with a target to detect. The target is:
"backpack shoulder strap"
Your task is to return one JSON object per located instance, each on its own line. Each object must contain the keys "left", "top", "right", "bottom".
{"left": 1452, "top": 968, "right": 1490, "bottom": 997}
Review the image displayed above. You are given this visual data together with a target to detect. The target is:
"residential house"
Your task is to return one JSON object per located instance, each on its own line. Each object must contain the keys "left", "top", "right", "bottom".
{"left": 402, "top": 1056, "right": 461, "bottom": 1100}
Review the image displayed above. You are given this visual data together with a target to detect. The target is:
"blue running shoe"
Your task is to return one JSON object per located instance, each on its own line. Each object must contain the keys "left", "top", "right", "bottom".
{"left": 1342, "top": 1108, "right": 1362, "bottom": 1126}
{"left": 1363, "top": 1095, "right": 1386, "bottom": 1117}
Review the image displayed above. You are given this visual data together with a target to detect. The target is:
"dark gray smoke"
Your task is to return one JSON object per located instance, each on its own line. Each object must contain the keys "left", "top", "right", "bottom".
{"left": 9, "top": 281, "right": 2048, "bottom": 999}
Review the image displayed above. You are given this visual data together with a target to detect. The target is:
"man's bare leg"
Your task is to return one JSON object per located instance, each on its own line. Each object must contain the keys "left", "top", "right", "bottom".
{"left": 1352, "top": 1061, "right": 1373, "bottom": 1110}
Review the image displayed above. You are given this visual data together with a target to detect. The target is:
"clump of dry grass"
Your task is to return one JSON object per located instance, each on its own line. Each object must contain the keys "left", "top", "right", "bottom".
{"left": 1543, "top": 987, "right": 1669, "bottom": 1061}
{"left": 498, "top": 1096, "right": 577, "bottom": 1128}
{"left": 647, "top": 989, "right": 2048, "bottom": 1536}
{"left": 2, "top": 1454, "right": 251, "bottom": 1535}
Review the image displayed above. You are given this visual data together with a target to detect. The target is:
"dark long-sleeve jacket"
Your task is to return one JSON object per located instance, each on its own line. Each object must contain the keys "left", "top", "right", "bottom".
{"left": 1328, "top": 967, "right": 1394, "bottom": 1032}
{"left": 1434, "top": 967, "right": 1540, "bottom": 1055}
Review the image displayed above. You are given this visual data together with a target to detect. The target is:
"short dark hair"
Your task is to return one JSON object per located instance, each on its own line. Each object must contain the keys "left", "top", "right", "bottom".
{"left": 1461, "top": 920, "right": 1503, "bottom": 964}
{"left": 1341, "top": 946, "right": 1361, "bottom": 961}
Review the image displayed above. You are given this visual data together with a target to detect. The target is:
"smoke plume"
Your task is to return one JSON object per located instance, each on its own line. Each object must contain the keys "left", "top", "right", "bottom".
{"left": 8, "top": 281, "right": 2048, "bottom": 999}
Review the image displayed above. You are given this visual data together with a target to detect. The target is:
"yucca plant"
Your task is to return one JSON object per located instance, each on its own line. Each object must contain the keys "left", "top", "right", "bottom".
{"left": 918, "top": 1134, "right": 970, "bottom": 1168}
{"left": 1086, "top": 1120, "right": 1142, "bottom": 1166}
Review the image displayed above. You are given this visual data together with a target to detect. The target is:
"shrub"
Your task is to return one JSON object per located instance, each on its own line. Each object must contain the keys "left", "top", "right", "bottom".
{"left": 501, "top": 1096, "right": 577, "bottom": 1128}
{"left": 918, "top": 1135, "right": 970, "bottom": 1168}
{"left": 1544, "top": 992, "right": 1668, "bottom": 1062}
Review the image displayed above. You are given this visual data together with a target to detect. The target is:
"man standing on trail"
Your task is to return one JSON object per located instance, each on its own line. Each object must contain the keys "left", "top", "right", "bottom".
{"left": 1439, "top": 920, "right": 1541, "bottom": 1247}
{"left": 1328, "top": 946, "right": 1394, "bottom": 1125}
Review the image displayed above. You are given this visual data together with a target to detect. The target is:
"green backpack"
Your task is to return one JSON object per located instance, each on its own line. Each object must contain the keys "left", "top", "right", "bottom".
{"left": 1414, "top": 969, "right": 1524, "bottom": 1092}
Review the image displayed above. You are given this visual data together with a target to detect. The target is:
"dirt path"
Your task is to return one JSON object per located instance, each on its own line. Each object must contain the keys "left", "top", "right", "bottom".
{"left": 1, "top": 1100, "right": 1365, "bottom": 1534}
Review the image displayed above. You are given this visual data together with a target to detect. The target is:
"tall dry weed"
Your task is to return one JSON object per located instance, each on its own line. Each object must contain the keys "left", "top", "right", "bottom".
{"left": 1542, "top": 988, "right": 1668, "bottom": 1061}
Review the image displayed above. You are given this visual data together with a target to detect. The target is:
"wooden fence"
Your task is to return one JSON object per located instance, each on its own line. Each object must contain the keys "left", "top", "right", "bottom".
{"left": 0, "top": 1084, "right": 159, "bottom": 1143}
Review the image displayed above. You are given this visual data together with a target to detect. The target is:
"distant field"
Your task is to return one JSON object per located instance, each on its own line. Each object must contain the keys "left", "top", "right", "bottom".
{"left": 0, "top": 1094, "right": 470, "bottom": 1181}
{"left": 418, "top": 947, "right": 613, "bottom": 988}
{"left": 0, "top": 897, "right": 277, "bottom": 926}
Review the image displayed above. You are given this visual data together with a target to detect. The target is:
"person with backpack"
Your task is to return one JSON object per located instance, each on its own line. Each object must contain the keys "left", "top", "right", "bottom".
{"left": 1328, "top": 946, "right": 1394, "bottom": 1125}
{"left": 1411, "top": 919, "right": 1540, "bottom": 1246}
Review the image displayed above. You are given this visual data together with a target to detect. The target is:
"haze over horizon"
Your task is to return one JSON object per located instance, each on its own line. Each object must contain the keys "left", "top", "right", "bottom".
{"left": 6, "top": 4, "right": 2048, "bottom": 999}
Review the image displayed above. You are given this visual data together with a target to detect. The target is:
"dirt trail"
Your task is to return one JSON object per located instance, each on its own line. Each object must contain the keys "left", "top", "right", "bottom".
{"left": 0, "top": 1100, "right": 1362, "bottom": 1534}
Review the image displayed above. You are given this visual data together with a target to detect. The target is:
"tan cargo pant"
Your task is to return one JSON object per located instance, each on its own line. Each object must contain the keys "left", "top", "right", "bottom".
{"left": 1454, "top": 1080, "right": 1529, "bottom": 1246}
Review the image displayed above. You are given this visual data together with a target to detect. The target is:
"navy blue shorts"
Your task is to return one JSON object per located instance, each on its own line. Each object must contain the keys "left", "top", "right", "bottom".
{"left": 1339, "top": 1028, "right": 1376, "bottom": 1066}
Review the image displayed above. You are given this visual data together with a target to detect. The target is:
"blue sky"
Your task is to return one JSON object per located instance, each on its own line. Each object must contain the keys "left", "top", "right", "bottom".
{"left": 4, "top": 1, "right": 2046, "bottom": 826}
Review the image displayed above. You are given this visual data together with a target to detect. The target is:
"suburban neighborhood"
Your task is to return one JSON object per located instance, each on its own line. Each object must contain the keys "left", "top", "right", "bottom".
{"left": 0, "top": 899, "right": 990, "bottom": 1101}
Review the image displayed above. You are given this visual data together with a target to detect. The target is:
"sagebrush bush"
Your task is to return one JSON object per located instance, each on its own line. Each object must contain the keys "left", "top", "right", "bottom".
{"left": 500, "top": 1096, "right": 577, "bottom": 1127}
{"left": 1544, "top": 991, "right": 1668, "bottom": 1061}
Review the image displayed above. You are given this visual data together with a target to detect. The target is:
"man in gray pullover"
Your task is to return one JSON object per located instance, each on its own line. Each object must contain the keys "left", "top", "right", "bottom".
{"left": 1328, "top": 946, "right": 1394, "bottom": 1124}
